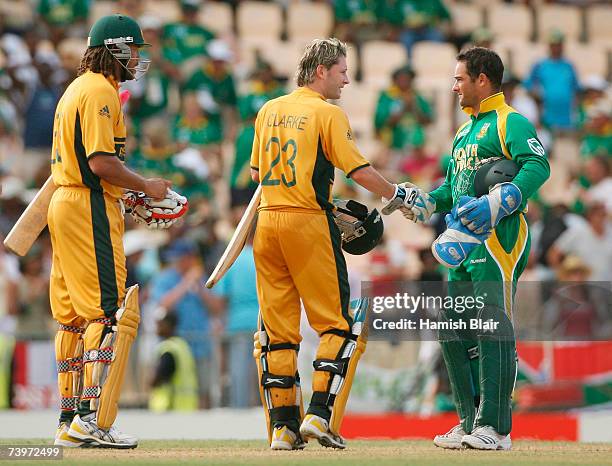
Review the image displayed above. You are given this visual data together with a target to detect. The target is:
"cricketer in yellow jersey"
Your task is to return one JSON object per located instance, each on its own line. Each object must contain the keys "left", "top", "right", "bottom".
{"left": 249, "top": 38, "right": 419, "bottom": 450}
{"left": 50, "top": 15, "right": 173, "bottom": 449}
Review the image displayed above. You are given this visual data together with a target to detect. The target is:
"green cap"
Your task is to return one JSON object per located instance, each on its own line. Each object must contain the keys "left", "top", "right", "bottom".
{"left": 88, "top": 14, "right": 150, "bottom": 48}
{"left": 547, "top": 28, "right": 565, "bottom": 44}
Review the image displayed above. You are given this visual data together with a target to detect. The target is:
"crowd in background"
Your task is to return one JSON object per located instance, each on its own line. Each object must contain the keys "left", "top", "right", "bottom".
{"left": 0, "top": 0, "right": 611, "bottom": 411}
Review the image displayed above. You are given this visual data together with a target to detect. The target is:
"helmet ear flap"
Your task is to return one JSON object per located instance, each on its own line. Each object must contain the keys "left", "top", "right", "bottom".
{"left": 333, "top": 199, "right": 384, "bottom": 255}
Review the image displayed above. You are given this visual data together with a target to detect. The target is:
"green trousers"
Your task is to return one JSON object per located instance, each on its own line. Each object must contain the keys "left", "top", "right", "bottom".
{"left": 440, "top": 213, "right": 530, "bottom": 436}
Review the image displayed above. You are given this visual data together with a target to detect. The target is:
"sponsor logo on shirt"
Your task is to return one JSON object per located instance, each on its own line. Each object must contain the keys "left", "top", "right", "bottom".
{"left": 469, "top": 258, "right": 487, "bottom": 264}
{"left": 99, "top": 105, "right": 111, "bottom": 119}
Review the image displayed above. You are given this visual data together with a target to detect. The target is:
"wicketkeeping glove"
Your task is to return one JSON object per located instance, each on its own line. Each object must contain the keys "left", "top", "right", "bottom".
{"left": 432, "top": 196, "right": 492, "bottom": 269}
{"left": 457, "top": 182, "right": 522, "bottom": 234}
{"left": 122, "top": 189, "right": 188, "bottom": 229}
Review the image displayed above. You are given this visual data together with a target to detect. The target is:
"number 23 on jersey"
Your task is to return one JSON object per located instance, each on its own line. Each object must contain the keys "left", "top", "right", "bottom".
{"left": 261, "top": 137, "right": 298, "bottom": 188}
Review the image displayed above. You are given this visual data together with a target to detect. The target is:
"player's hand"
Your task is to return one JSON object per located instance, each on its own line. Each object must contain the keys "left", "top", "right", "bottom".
{"left": 381, "top": 183, "right": 419, "bottom": 215}
{"left": 144, "top": 178, "right": 172, "bottom": 200}
{"left": 408, "top": 188, "right": 437, "bottom": 224}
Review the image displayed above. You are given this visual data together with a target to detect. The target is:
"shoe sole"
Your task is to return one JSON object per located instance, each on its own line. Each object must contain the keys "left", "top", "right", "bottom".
{"left": 300, "top": 426, "right": 345, "bottom": 450}
{"left": 68, "top": 427, "right": 138, "bottom": 449}
{"left": 433, "top": 439, "right": 463, "bottom": 450}
{"left": 462, "top": 440, "right": 511, "bottom": 451}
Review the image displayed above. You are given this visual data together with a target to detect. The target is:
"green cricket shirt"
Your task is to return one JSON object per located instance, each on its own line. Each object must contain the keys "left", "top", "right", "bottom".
{"left": 430, "top": 92, "right": 550, "bottom": 213}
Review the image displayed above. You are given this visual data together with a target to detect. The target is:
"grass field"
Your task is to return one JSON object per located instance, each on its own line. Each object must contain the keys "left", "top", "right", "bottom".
{"left": 3, "top": 440, "right": 612, "bottom": 466}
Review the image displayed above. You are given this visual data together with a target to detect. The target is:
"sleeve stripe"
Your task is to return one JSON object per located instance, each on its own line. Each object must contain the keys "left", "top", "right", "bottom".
{"left": 87, "top": 151, "right": 116, "bottom": 159}
{"left": 346, "top": 163, "right": 370, "bottom": 178}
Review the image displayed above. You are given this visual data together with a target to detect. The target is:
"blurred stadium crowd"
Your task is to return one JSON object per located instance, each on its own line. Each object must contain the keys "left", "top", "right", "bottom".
{"left": 0, "top": 0, "right": 611, "bottom": 412}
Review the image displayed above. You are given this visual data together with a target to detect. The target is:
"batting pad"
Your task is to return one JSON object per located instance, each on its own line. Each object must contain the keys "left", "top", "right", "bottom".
{"left": 97, "top": 285, "right": 140, "bottom": 429}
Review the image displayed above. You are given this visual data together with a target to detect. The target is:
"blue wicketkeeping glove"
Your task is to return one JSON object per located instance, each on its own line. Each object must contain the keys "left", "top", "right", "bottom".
{"left": 457, "top": 182, "right": 522, "bottom": 234}
{"left": 432, "top": 196, "right": 492, "bottom": 269}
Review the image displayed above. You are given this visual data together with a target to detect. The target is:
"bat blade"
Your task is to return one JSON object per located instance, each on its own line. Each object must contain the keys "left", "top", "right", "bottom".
{"left": 205, "top": 184, "right": 261, "bottom": 289}
{"left": 3, "top": 176, "right": 56, "bottom": 256}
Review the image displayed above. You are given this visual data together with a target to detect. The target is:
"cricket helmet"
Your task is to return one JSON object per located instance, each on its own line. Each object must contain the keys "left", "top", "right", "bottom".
{"left": 332, "top": 199, "right": 384, "bottom": 255}
{"left": 473, "top": 158, "right": 519, "bottom": 197}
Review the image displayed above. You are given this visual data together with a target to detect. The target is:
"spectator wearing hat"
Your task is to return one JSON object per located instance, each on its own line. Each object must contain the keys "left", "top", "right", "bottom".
{"left": 183, "top": 39, "right": 237, "bottom": 141}
{"left": 547, "top": 201, "right": 612, "bottom": 282}
{"left": 147, "top": 238, "right": 220, "bottom": 408}
{"left": 149, "top": 311, "right": 199, "bottom": 412}
{"left": 374, "top": 65, "right": 433, "bottom": 172}
{"left": 524, "top": 29, "right": 581, "bottom": 132}
{"left": 579, "top": 94, "right": 612, "bottom": 159}
{"left": 161, "top": 0, "right": 215, "bottom": 80}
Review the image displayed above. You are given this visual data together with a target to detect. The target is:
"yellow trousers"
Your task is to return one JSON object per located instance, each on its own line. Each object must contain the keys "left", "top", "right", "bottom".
{"left": 254, "top": 209, "right": 351, "bottom": 410}
{"left": 48, "top": 187, "right": 127, "bottom": 416}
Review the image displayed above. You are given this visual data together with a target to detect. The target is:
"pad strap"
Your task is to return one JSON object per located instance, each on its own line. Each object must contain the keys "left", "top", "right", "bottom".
{"left": 83, "top": 347, "right": 114, "bottom": 364}
{"left": 321, "top": 328, "right": 356, "bottom": 341}
{"left": 311, "top": 390, "right": 336, "bottom": 407}
{"left": 58, "top": 324, "right": 84, "bottom": 334}
{"left": 60, "top": 396, "right": 78, "bottom": 411}
{"left": 262, "top": 342, "right": 299, "bottom": 353}
{"left": 269, "top": 405, "right": 301, "bottom": 423}
{"left": 81, "top": 385, "right": 101, "bottom": 400}
{"left": 90, "top": 317, "right": 115, "bottom": 326}
{"left": 56, "top": 357, "right": 83, "bottom": 373}
{"left": 313, "top": 358, "right": 348, "bottom": 376}
{"left": 261, "top": 372, "right": 295, "bottom": 388}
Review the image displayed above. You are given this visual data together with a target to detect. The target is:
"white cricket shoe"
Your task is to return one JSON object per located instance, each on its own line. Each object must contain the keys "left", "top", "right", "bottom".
{"left": 299, "top": 414, "right": 346, "bottom": 449}
{"left": 433, "top": 424, "right": 467, "bottom": 449}
{"left": 68, "top": 414, "right": 138, "bottom": 449}
{"left": 54, "top": 422, "right": 88, "bottom": 448}
{"left": 270, "top": 425, "right": 306, "bottom": 450}
{"left": 461, "top": 425, "right": 512, "bottom": 450}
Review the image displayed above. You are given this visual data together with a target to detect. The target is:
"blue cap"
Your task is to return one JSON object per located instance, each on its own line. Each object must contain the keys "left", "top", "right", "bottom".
{"left": 162, "top": 239, "right": 197, "bottom": 261}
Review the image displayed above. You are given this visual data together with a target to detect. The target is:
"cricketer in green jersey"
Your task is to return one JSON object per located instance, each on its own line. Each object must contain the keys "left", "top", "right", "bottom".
{"left": 400, "top": 48, "right": 550, "bottom": 450}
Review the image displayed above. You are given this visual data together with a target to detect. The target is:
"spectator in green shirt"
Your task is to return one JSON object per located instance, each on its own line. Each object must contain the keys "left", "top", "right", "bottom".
{"left": 161, "top": 0, "right": 215, "bottom": 81}
{"left": 333, "top": 0, "right": 387, "bottom": 44}
{"left": 38, "top": 0, "right": 89, "bottom": 42}
{"left": 125, "top": 15, "right": 173, "bottom": 139}
{"left": 232, "top": 61, "right": 284, "bottom": 200}
{"left": 386, "top": 0, "right": 451, "bottom": 56}
{"left": 130, "top": 117, "right": 211, "bottom": 201}
{"left": 183, "top": 39, "right": 238, "bottom": 142}
{"left": 173, "top": 92, "right": 223, "bottom": 179}
{"left": 580, "top": 98, "right": 612, "bottom": 159}
{"left": 374, "top": 65, "right": 433, "bottom": 169}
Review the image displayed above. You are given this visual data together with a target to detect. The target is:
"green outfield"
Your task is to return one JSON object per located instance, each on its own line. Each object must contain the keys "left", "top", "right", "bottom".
{"left": 3, "top": 440, "right": 612, "bottom": 466}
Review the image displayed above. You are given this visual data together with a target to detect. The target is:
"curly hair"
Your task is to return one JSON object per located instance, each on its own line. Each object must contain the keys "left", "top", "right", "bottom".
{"left": 77, "top": 46, "right": 116, "bottom": 78}
{"left": 296, "top": 38, "right": 346, "bottom": 87}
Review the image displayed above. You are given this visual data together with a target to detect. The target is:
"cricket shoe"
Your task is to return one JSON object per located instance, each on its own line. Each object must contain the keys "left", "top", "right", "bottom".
{"left": 68, "top": 414, "right": 138, "bottom": 449}
{"left": 433, "top": 424, "right": 467, "bottom": 450}
{"left": 270, "top": 425, "right": 306, "bottom": 450}
{"left": 54, "top": 422, "right": 89, "bottom": 448}
{"left": 461, "top": 425, "right": 511, "bottom": 450}
{"left": 299, "top": 414, "right": 346, "bottom": 449}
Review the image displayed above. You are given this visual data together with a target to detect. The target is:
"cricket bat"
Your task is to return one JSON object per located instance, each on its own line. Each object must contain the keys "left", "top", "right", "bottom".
{"left": 205, "top": 184, "right": 261, "bottom": 288}
{"left": 3, "top": 175, "right": 57, "bottom": 256}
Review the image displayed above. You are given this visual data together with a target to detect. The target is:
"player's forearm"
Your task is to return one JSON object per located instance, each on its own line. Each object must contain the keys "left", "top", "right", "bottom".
{"left": 429, "top": 182, "right": 453, "bottom": 213}
{"left": 349, "top": 166, "right": 395, "bottom": 199}
{"left": 89, "top": 155, "right": 147, "bottom": 192}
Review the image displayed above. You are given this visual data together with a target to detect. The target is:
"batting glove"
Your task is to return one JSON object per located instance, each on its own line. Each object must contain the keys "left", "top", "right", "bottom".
{"left": 382, "top": 182, "right": 419, "bottom": 215}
